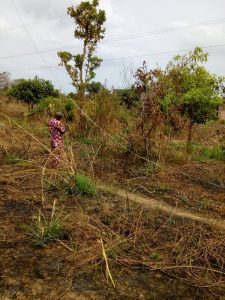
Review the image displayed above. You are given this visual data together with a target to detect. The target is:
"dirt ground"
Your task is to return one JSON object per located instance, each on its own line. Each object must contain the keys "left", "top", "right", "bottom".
{"left": 1, "top": 99, "right": 225, "bottom": 299}
{"left": 0, "top": 164, "right": 203, "bottom": 300}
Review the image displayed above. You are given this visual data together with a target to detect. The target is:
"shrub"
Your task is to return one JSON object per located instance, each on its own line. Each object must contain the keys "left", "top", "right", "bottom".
{"left": 6, "top": 154, "right": 20, "bottom": 164}
{"left": 46, "top": 173, "right": 97, "bottom": 196}
{"left": 75, "top": 174, "right": 97, "bottom": 196}
{"left": 194, "top": 146, "right": 225, "bottom": 161}
{"left": 26, "top": 202, "right": 66, "bottom": 246}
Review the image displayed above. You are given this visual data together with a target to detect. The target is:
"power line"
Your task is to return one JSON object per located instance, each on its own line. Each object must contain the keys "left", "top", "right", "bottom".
{"left": 0, "top": 0, "right": 128, "bottom": 33}
{"left": 0, "top": 44, "right": 80, "bottom": 60}
{"left": 102, "top": 43, "right": 225, "bottom": 62}
{"left": 104, "top": 18, "right": 225, "bottom": 43}
{"left": 0, "top": 14, "right": 67, "bottom": 33}
{"left": 5, "top": 43, "right": 225, "bottom": 72}
{"left": 1, "top": 17, "right": 225, "bottom": 60}
{"left": 10, "top": 0, "right": 61, "bottom": 88}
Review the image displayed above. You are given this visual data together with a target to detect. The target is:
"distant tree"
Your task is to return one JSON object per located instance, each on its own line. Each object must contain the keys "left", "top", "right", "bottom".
{"left": 8, "top": 76, "right": 59, "bottom": 110}
{"left": 86, "top": 81, "right": 104, "bottom": 95}
{"left": 0, "top": 72, "right": 11, "bottom": 90}
{"left": 58, "top": 0, "right": 106, "bottom": 98}
{"left": 67, "top": 92, "right": 77, "bottom": 99}
{"left": 115, "top": 86, "right": 139, "bottom": 109}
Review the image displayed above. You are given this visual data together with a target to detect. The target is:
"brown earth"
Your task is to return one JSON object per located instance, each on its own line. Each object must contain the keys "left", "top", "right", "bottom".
{"left": 1, "top": 99, "right": 225, "bottom": 299}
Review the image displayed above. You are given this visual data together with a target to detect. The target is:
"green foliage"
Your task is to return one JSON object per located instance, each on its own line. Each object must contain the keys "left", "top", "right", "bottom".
{"left": 134, "top": 48, "right": 224, "bottom": 148}
{"left": 76, "top": 134, "right": 98, "bottom": 145}
{"left": 116, "top": 86, "right": 139, "bottom": 108}
{"left": 27, "top": 208, "right": 65, "bottom": 246}
{"left": 163, "top": 48, "right": 224, "bottom": 137}
{"left": 27, "top": 96, "right": 54, "bottom": 115}
{"left": 58, "top": 0, "right": 106, "bottom": 95}
{"left": 47, "top": 173, "right": 97, "bottom": 196}
{"left": 64, "top": 98, "right": 75, "bottom": 112}
{"left": 150, "top": 252, "right": 162, "bottom": 261}
{"left": 64, "top": 98, "right": 75, "bottom": 121}
{"left": 67, "top": 92, "right": 77, "bottom": 99}
{"left": 193, "top": 145, "right": 225, "bottom": 161}
{"left": 75, "top": 174, "right": 97, "bottom": 196}
{"left": 87, "top": 81, "right": 104, "bottom": 95}
{"left": 7, "top": 76, "right": 59, "bottom": 109}
{"left": 6, "top": 153, "right": 20, "bottom": 165}
{"left": 90, "top": 90, "right": 121, "bottom": 129}
{"left": 27, "top": 96, "right": 75, "bottom": 121}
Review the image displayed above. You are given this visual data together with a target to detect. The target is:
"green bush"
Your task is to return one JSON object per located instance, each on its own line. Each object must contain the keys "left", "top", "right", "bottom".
{"left": 194, "top": 146, "right": 225, "bottom": 161}
{"left": 47, "top": 173, "right": 97, "bottom": 196}
{"left": 75, "top": 174, "right": 97, "bottom": 196}
{"left": 27, "top": 209, "right": 65, "bottom": 246}
{"left": 6, "top": 154, "right": 20, "bottom": 165}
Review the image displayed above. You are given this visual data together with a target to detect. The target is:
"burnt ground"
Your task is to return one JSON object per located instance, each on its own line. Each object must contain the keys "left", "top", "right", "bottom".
{"left": 0, "top": 102, "right": 225, "bottom": 299}
{"left": 0, "top": 161, "right": 225, "bottom": 300}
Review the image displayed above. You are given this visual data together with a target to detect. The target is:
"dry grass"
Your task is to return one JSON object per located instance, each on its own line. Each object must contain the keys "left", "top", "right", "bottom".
{"left": 1, "top": 94, "right": 225, "bottom": 298}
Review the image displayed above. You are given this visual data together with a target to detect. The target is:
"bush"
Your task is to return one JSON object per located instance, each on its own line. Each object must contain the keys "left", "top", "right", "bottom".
{"left": 27, "top": 212, "right": 65, "bottom": 246}
{"left": 64, "top": 98, "right": 75, "bottom": 121}
{"left": 46, "top": 173, "right": 97, "bottom": 196}
{"left": 116, "top": 87, "right": 139, "bottom": 109}
{"left": 194, "top": 146, "right": 225, "bottom": 161}
{"left": 75, "top": 174, "right": 97, "bottom": 196}
{"left": 6, "top": 153, "right": 20, "bottom": 165}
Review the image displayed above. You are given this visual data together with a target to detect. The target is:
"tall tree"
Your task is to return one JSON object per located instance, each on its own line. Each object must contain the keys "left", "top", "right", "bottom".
{"left": 58, "top": 0, "right": 106, "bottom": 97}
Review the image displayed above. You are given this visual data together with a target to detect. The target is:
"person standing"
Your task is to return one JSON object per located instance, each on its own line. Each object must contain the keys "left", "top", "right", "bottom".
{"left": 49, "top": 112, "right": 66, "bottom": 168}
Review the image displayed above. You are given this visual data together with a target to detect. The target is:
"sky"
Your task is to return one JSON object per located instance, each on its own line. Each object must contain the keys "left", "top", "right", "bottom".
{"left": 0, "top": 0, "right": 225, "bottom": 93}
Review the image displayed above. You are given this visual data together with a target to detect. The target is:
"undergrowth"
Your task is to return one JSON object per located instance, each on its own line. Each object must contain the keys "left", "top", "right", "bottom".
{"left": 26, "top": 201, "right": 66, "bottom": 246}
{"left": 193, "top": 145, "right": 225, "bottom": 161}
{"left": 5, "top": 153, "right": 21, "bottom": 165}
{"left": 46, "top": 173, "right": 97, "bottom": 196}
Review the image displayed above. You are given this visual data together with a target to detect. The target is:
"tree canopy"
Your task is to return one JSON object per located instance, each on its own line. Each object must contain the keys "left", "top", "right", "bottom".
{"left": 8, "top": 76, "right": 59, "bottom": 109}
{"left": 134, "top": 48, "right": 225, "bottom": 147}
{"left": 58, "top": 0, "right": 106, "bottom": 97}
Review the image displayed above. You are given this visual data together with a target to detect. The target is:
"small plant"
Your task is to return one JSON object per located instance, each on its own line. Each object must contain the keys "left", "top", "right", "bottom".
{"left": 26, "top": 201, "right": 66, "bottom": 246}
{"left": 178, "top": 194, "right": 191, "bottom": 203}
{"left": 47, "top": 173, "right": 97, "bottom": 196}
{"left": 76, "top": 134, "right": 97, "bottom": 146}
{"left": 135, "top": 161, "right": 161, "bottom": 176}
{"left": 75, "top": 174, "right": 97, "bottom": 196}
{"left": 6, "top": 153, "right": 20, "bottom": 164}
{"left": 194, "top": 146, "right": 225, "bottom": 162}
{"left": 156, "top": 183, "right": 171, "bottom": 193}
{"left": 195, "top": 198, "right": 212, "bottom": 211}
{"left": 170, "top": 140, "right": 186, "bottom": 151}
{"left": 167, "top": 217, "right": 176, "bottom": 225}
{"left": 150, "top": 252, "right": 162, "bottom": 261}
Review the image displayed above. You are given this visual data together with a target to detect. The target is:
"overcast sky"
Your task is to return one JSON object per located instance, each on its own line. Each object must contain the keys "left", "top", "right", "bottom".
{"left": 0, "top": 0, "right": 225, "bottom": 93}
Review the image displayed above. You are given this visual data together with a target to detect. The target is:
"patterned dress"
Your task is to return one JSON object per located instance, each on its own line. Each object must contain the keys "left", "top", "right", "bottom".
{"left": 49, "top": 119, "right": 66, "bottom": 167}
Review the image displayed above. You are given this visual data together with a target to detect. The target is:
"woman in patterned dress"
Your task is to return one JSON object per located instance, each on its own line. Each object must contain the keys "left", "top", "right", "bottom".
{"left": 49, "top": 112, "right": 66, "bottom": 168}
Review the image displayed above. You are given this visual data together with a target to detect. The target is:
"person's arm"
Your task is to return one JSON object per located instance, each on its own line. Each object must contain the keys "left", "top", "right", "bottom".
{"left": 57, "top": 121, "right": 66, "bottom": 134}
